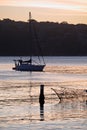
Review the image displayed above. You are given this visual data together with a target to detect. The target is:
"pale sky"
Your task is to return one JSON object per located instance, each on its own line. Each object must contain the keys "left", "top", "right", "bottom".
{"left": 0, "top": 0, "right": 87, "bottom": 24}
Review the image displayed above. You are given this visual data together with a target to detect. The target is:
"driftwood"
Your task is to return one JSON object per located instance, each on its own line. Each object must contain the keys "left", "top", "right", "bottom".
{"left": 51, "top": 87, "right": 87, "bottom": 102}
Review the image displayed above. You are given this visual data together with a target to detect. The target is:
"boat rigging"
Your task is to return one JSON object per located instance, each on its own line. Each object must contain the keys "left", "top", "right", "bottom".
{"left": 12, "top": 12, "right": 46, "bottom": 71}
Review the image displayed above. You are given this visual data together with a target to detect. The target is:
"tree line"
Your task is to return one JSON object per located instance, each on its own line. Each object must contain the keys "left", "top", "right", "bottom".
{"left": 0, "top": 18, "right": 87, "bottom": 56}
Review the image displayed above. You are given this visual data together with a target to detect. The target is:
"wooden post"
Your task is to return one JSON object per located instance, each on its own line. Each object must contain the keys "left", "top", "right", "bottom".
{"left": 85, "top": 90, "right": 87, "bottom": 92}
{"left": 39, "top": 84, "right": 45, "bottom": 105}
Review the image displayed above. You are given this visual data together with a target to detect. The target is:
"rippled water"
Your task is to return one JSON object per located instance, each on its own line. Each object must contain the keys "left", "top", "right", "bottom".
{"left": 0, "top": 56, "right": 87, "bottom": 130}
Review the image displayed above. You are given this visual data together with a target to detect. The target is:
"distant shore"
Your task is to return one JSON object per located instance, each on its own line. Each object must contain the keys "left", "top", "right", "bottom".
{"left": 0, "top": 19, "right": 87, "bottom": 56}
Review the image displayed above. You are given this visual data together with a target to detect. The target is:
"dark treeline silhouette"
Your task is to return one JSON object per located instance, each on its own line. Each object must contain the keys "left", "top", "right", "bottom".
{"left": 0, "top": 18, "right": 87, "bottom": 56}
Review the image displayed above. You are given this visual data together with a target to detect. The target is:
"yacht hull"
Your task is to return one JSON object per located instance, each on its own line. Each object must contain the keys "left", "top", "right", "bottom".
{"left": 13, "top": 64, "right": 45, "bottom": 71}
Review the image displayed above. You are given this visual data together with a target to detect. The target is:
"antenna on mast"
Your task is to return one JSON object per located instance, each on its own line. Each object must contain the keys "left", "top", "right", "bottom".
{"left": 29, "top": 12, "right": 31, "bottom": 20}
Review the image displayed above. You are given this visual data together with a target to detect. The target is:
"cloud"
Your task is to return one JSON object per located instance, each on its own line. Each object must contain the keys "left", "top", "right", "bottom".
{"left": 0, "top": 0, "right": 87, "bottom": 13}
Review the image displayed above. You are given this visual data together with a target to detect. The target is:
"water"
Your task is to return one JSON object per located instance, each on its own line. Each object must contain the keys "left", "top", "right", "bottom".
{"left": 0, "top": 56, "right": 87, "bottom": 130}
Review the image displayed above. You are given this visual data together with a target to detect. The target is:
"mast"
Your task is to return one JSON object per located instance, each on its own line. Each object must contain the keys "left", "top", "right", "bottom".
{"left": 29, "top": 12, "right": 31, "bottom": 20}
{"left": 29, "top": 12, "right": 32, "bottom": 64}
{"left": 29, "top": 12, "right": 45, "bottom": 66}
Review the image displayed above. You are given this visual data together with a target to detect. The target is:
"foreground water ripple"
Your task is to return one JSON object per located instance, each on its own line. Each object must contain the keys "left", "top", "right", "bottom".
{"left": 0, "top": 56, "right": 87, "bottom": 130}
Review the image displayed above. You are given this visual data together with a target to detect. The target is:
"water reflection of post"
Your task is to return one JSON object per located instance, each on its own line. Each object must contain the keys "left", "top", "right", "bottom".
{"left": 85, "top": 90, "right": 87, "bottom": 105}
{"left": 39, "top": 84, "right": 45, "bottom": 121}
{"left": 86, "top": 100, "right": 87, "bottom": 105}
{"left": 40, "top": 104, "right": 44, "bottom": 121}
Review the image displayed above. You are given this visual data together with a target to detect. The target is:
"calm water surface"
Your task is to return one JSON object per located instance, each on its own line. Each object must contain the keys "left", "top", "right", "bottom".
{"left": 0, "top": 56, "right": 87, "bottom": 130}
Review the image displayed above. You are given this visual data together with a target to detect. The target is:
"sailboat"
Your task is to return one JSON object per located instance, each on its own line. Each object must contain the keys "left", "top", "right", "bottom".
{"left": 12, "top": 12, "right": 46, "bottom": 71}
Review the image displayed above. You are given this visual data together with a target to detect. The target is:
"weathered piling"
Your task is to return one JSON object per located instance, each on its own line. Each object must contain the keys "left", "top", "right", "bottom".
{"left": 39, "top": 84, "right": 45, "bottom": 105}
{"left": 85, "top": 90, "right": 87, "bottom": 93}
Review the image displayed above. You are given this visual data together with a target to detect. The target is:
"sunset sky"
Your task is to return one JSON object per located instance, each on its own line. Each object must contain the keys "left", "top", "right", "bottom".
{"left": 0, "top": 0, "right": 87, "bottom": 24}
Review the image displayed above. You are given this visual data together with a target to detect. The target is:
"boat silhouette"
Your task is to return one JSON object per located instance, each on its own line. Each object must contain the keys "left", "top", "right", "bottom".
{"left": 13, "top": 12, "right": 46, "bottom": 71}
